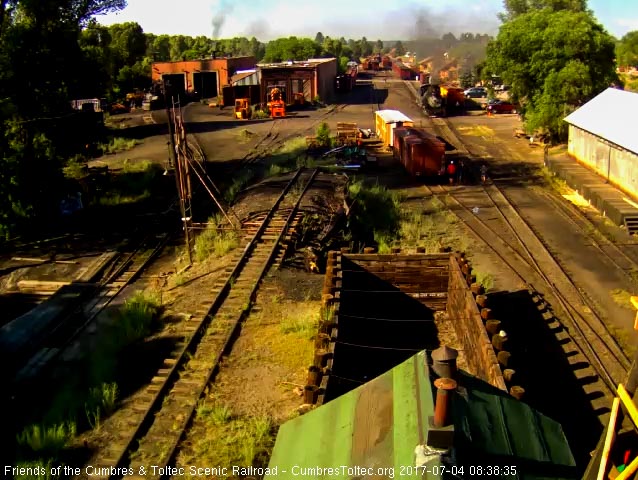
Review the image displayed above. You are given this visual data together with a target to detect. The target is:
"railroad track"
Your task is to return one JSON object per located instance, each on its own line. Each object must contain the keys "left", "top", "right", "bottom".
{"left": 420, "top": 116, "right": 630, "bottom": 409}
{"left": 532, "top": 186, "right": 638, "bottom": 280}
{"left": 77, "top": 167, "right": 318, "bottom": 480}
{"left": 10, "top": 230, "right": 174, "bottom": 401}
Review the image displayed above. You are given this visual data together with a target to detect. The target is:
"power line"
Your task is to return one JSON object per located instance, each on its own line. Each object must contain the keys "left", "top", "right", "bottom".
{"left": 334, "top": 340, "right": 425, "bottom": 352}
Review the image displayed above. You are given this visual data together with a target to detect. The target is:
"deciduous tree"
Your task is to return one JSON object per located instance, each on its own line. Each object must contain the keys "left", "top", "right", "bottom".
{"left": 617, "top": 31, "right": 638, "bottom": 67}
{"left": 486, "top": 9, "right": 616, "bottom": 139}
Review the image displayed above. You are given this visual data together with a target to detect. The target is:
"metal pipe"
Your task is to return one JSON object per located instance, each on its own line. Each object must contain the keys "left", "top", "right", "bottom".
{"left": 433, "top": 378, "right": 457, "bottom": 427}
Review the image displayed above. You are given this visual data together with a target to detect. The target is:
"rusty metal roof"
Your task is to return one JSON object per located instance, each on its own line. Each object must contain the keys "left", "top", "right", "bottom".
{"left": 564, "top": 87, "right": 638, "bottom": 155}
{"left": 266, "top": 351, "right": 577, "bottom": 479}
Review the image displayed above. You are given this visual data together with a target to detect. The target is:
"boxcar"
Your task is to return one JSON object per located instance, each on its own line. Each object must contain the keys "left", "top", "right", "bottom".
{"left": 393, "top": 127, "right": 445, "bottom": 178}
{"left": 375, "top": 110, "right": 414, "bottom": 148}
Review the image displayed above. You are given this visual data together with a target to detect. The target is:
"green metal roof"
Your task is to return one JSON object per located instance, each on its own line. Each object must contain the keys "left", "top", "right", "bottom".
{"left": 266, "top": 351, "right": 578, "bottom": 480}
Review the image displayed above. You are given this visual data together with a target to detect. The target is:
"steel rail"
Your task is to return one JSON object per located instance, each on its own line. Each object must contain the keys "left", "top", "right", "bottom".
{"left": 73, "top": 168, "right": 317, "bottom": 480}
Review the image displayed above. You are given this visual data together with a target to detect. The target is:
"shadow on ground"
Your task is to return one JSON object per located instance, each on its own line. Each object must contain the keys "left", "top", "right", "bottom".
{"left": 324, "top": 257, "right": 441, "bottom": 402}
{"left": 487, "top": 289, "right": 604, "bottom": 473}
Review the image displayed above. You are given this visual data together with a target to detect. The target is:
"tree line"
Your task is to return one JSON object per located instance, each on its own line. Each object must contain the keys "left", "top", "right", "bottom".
{"left": 1, "top": 0, "right": 637, "bottom": 239}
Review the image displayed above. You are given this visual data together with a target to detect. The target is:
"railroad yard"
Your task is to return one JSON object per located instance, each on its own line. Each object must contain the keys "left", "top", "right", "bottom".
{"left": 3, "top": 68, "right": 638, "bottom": 479}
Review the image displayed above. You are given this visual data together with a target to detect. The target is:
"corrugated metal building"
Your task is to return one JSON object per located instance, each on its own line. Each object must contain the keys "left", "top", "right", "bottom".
{"left": 151, "top": 56, "right": 256, "bottom": 99}
{"left": 564, "top": 88, "right": 638, "bottom": 199}
{"left": 257, "top": 58, "right": 337, "bottom": 104}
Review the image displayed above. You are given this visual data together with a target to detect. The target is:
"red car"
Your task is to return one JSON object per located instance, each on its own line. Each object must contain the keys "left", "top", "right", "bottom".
{"left": 487, "top": 100, "right": 519, "bottom": 114}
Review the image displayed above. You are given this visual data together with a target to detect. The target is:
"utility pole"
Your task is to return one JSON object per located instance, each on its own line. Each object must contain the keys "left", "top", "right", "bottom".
{"left": 165, "top": 87, "right": 192, "bottom": 266}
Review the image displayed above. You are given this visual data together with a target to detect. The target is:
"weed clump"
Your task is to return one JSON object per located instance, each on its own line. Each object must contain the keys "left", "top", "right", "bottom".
{"left": 187, "top": 402, "right": 274, "bottom": 471}
{"left": 99, "top": 137, "right": 140, "bottom": 154}
{"left": 316, "top": 122, "right": 331, "bottom": 147}
{"left": 16, "top": 422, "right": 76, "bottom": 456}
{"left": 194, "top": 215, "right": 240, "bottom": 262}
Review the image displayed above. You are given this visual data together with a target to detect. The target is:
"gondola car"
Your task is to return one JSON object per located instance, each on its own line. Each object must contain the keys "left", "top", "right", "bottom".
{"left": 393, "top": 127, "right": 446, "bottom": 179}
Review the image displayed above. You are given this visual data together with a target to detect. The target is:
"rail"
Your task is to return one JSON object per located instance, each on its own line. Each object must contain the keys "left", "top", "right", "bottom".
{"left": 75, "top": 168, "right": 318, "bottom": 480}
{"left": 421, "top": 110, "right": 631, "bottom": 399}
{"left": 9, "top": 230, "right": 174, "bottom": 391}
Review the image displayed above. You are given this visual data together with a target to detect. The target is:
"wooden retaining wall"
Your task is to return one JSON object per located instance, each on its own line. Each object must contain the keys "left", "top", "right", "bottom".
{"left": 303, "top": 249, "right": 521, "bottom": 407}
{"left": 342, "top": 252, "right": 450, "bottom": 310}
{"left": 446, "top": 254, "right": 508, "bottom": 392}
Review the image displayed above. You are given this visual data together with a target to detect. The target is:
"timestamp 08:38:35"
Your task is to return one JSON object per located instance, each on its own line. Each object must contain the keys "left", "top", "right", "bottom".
{"left": 401, "top": 465, "right": 518, "bottom": 477}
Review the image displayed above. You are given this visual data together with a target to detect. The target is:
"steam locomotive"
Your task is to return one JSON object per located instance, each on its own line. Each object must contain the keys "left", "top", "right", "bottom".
{"left": 420, "top": 83, "right": 445, "bottom": 117}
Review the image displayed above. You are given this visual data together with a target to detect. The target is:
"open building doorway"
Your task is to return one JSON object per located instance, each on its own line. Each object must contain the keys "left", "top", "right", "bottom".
{"left": 193, "top": 71, "right": 219, "bottom": 99}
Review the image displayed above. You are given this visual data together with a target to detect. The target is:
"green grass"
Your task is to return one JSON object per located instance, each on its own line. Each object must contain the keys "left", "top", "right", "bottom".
{"left": 187, "top": 402, "right": 274, "bottom": 472}
{"left": 99, "top": 137, "right": 141, "bottom": 154}
{"left": 15, "top": 288, "right": 163, "bottom": 469}
{"left": 237, "top": 128, "right": 255, "bottom": 143}
{"left": 92, "top": 160, "right": 162, "bottom": 207}
{"left": 194, "top": 215, "right": 240, "bottom": 262}
{"left": 396, "top": 197, "right": 463, "bottom": 252}
{"left": 253, "top": 109, "right": 269, "bottom": 119}
{"left": 116, "top": 290, "right": 162, "bottom": 344}
{"left": 224, "top": 170, "right": 255, "bottom": 204}
{"left": 539, "top": 166, "right": 571, "bottom": 195}
{"left": 98, "top": 190, "right": 151, "bottom": 206}
{"left": 475, "top": 271, "right": 495, "bottom": 292}
{"left": 62, "top": 155, "right": 89, "bottom": 180}
{"left": 610, "top": 288, "right": 634, "bottom": 309}
{"left": 16, "top": 422, "right": 77, "bottom": 456}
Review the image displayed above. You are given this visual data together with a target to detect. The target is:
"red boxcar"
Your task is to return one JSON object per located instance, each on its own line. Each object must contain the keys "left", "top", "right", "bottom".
{"left": 393, "top": 127, "right": 445, "bottom": 178}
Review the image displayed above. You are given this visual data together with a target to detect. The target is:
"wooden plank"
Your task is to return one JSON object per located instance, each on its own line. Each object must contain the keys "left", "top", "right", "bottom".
{"left": 617, "top": 384, "right": 638, "bottom": 427}
{"left": 17, "top": 280, "right": 96, "bottom": 292}
{"left": 597, "top": 397, "right": 620, "bottom": 480}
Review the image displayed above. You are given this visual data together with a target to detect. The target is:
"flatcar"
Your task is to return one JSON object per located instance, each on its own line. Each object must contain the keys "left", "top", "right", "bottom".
{"left": 393, "top": 127, "right": 446, "bottom": 179}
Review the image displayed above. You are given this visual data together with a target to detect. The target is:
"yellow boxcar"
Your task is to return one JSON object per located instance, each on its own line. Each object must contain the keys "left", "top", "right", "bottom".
{"left": 375, "top": 110, "right": 414, "bottom": 147}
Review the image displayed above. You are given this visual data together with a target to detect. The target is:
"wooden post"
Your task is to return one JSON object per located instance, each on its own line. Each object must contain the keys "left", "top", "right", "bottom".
{"left": 497, "top": 351, "right": 511, "bottom": 368}
{"left": 492, "top": 332, "right": 508, "bottom": 351}
{"left": 307, "top": 366, "right": 321, "bottom": 386}
{"left": 480, "top": 308, "right": 492, "bottom": 320}
{"left": 485, "top": 319, "right": 502, "bottom": 335}
{"left": 503, "top": 369, "right": 516, "bottom": 383}
{"left": 471, "top": 283, "right": 485, "bottom": 296}
{"left": 510, "top": 386, "right": 525, "bottom": 400}
{"left": 476, "top": 295, "right": 488, "bottom": 308}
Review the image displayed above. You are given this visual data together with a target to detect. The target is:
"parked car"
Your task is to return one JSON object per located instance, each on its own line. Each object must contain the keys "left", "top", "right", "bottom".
{"left": 464, "top": 87, "right": 487, "bottom": 98}
{"left": 487, "top": 100, "right": 518, "bottom": 114}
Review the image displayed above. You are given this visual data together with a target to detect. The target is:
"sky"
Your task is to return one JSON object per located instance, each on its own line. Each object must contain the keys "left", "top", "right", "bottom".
{"left": 96, "top": 0, "right": 638, "bottom": 41}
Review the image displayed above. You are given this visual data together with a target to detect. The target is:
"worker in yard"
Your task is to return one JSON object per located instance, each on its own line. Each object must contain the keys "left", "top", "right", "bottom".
{"left": 480, "top": 164, "right": 488, "bottom": 184}
{"left": 457, "top": 159, "right": 465, "bottom": 184}
{"left": 446, "top": 161, "right": 456, "bottom": 185}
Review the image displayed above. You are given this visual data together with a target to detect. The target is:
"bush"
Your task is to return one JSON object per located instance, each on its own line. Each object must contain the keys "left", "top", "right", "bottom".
{"left": 316, "top": 122, "right": 331, "bottom": 147}
{"left": 348, "top": 181, "right": 402, "bottom": 250}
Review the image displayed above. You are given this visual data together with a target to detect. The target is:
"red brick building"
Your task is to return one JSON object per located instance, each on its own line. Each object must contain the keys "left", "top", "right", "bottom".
{"left": 258, "top": 58, "right": 337, "bottom": 104}
{"left": 151, "top": 56, "right": 256, "bottom": 99}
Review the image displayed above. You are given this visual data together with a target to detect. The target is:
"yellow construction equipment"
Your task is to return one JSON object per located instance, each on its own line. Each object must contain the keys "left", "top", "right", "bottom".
{"left": 234, "top": 98, "right": 252, "bottom": 119}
